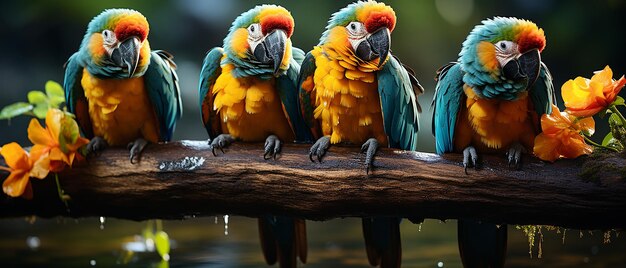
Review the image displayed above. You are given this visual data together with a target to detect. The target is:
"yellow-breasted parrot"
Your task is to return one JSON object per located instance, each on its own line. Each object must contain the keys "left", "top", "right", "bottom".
{"left": 64, "top": 9, "right": 182, "bottom": 163}
{"left": 432, "top": 17, "right": 555, "bottom": 268}
{"left": 297, "top": 1, "right": 423, "bottom": 267}
{"left": 198, "top": 5, "right": 309, "bottom": 267}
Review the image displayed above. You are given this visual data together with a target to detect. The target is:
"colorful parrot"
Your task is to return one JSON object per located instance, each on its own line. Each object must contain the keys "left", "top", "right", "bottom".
{"left": 432, "top": 17, "right": 555, "bottom": 267}
{"left": 64, "top": 9, "right": 182, "bottom": 163}
{"left": 198, "top": 5, "right": 309, "bottom": 267}
{"left": 297, "top": 1, "right": 423, "bottom": 267}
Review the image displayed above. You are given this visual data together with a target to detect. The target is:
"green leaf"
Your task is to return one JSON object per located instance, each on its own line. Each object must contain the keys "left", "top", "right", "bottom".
{"left": 154, "top": 231, "right": 170, "bottom": 260}
{"left": 45, "top": 81, "right": 65, "bottom": 99}
{"left": 613, "top": 96, "right": 625, "bottom": 106}
{"left": 58, "top": 114, "right": 80, "bottom": 153}
{"left": 28, "top": 91, "right": 48, "bottom": 106}
{"left": 602, "top": 132, "right": 615, "bottom": 146}
{"left": 0, "top": 102, "right": 34, "bottom": 119}
{"left": 609, "top": 113, "right": 623, "bottom": 126}
{"left": 46, "top": 81, "right": 65, "bottom": 108}
{"left": 32, "top": 105, "right": 48, "bottom": 119}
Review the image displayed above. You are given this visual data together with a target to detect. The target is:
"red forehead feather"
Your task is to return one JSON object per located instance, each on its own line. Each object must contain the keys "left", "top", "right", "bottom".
{"left": 365, "top": 11, "right": 396, "bottom": 33}
{"left": 518, "top": 30, "right": 546, "bottom": 53}
{"left": 261, "top": 14, "right": 294, "bottom": 37}
{"left": 115, "top": 22, "right": 148, "bottom": 42}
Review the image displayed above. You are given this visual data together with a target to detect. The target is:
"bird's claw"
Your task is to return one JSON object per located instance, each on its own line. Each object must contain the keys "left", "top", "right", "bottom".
{"left": 263, "top": 135, "right": 281, "bottom": 160}
{"left": 210, "top": 134, "right": 234, "bottom": 156}
{"left": 462, "top": 146, "right": 478, "bottom": 174}
{"left": 309, "top": 136, "right": 331, "bottom": 163}
{"left": 361, "top": 138, "right": 379, "bottom": 175}
{"left": 506, "top": 143, "right": 526, "bottom": 170}
{"left": 86, "top": 136, "right": 108, "bottom": 157}
{"left": 127, "top": 138, "right": 149, "bottom": 164}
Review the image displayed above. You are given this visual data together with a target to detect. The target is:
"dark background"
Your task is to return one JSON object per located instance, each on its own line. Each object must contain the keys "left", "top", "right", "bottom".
{"left": 1, "top": 0, "right": 625, "bottom": 152}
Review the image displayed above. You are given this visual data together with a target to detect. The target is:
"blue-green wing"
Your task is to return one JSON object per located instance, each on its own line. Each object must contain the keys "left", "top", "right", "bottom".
{"left": 432, "top": 62, "right": 464, "bottom": 155}
{"left": 198, "top": 47, "right": 224, "bottom": 140}
{"left": 276, "top": 57, "right": 314, "bottom": 142}
{"left": 377, "top": 55, "right": 423, "bottom": 151}
{"left": 297, "top": 51, "right": 322, "bottom": 139}
{"left": 529, "top": 62, "right": 556, "bottom": 118}
{"left": 64, "top": 52, "right": 94, "bottom": 138}
{"left": 292, "top": 47, "right": 306, "bottom": 65}
{"left": 144, "top": 50, "right": 182, "bottom": 142}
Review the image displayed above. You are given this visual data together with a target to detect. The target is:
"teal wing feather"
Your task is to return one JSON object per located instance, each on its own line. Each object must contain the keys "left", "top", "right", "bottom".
{"left": 377, "top": 55, "right": 423, "bottom": 151}
{"left": 276, "top": 58, "right": 314, "bottom": 142}
{"left": 432, "top": 62, "right": 465, "bottom": 155}
{"left": 143, "top": 50, "right": 182, "bottom": 142}
{"left": 292, "top": 47, "right": 306, "bottom": 65}
{"left": 529, "top": 62, "right": 556, "bottom": 118}
{"left": 296, "top": 52, "right": 322, "bottom": 139}
{"left": 198, "top": 47, "right": 224, "bottom": 139}
{"left": 63, "top": 52, "right": 94, "bottom": 138}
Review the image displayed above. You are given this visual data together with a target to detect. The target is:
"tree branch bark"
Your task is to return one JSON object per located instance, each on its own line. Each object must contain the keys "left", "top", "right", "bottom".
{"left": 1, "top": 140, "right": 625, "bottom": 229}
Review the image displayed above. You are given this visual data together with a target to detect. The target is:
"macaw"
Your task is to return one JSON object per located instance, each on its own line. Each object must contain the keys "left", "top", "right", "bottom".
{"left": 64, "top": 9, "right": 182, "bottom": 163}
{"left": 198, "top": 5, "right": 310, "bottom": 267}
{"left": 432, "top": 17, "right": 555, "bottom": 267}
{"left": 297, "top": 1, "right": 423, "bottom": 267}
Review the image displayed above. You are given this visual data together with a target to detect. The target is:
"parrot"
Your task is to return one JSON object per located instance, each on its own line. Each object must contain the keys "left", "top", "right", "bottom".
{"left": 198, "top": 5, "right": 310, "bottom": 267}
{"left": 432, "top": 17, "right": 555, "bottom": 268}
{"left": 64, "top": 9, "right": 182, "bottom": 163}
{"left": 297, "top": 1, "right": 423, "bottom": 267}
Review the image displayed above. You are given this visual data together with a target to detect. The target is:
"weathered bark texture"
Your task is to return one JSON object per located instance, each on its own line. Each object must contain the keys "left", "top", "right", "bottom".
{"left": 1, "top": 140, "right": 625, "bottom": 229}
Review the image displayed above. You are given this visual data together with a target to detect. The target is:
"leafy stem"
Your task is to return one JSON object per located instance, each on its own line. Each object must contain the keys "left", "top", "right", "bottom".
{"left": 54, "top": 173, "right": 70, "bottom": 212}
{"left": 584, "top": 136, "right": 619, "bottom": 152}
{"left": 610, "top": 106, "right": 626, "bottom": 127}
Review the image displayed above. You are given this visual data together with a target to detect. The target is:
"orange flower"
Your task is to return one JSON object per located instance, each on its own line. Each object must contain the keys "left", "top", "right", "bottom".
{"left": 27, "top": 109, "right": 89, "bottom": 172}
{"left": 562, "top": 66, "right": 626, "bottom": 117}
{"left": 1, "top": 142, "right": 50, "bottom": 198}
{"left": 534, "top": 105, "right": 594, "bottom": 162}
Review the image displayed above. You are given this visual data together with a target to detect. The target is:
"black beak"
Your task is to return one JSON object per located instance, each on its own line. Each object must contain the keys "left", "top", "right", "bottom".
{"left": 502, "top": 49, "right": 541, "bottom": 89}
{"left": 253, "top": 29, "right": 287, "bottom": 75}
{"left": 355, "top": 28, "right": 390, "bottom": 68}
{"left": 111, "top": 37, "right": 141, "bottom": 78}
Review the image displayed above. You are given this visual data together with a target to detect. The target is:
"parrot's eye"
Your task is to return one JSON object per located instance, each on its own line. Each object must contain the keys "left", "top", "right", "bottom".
{"left": 494, "top": 40, "right": 517, "bottom": 55}
{"left": 346, "top": 21, "right": 366, "bottom": 36}
{"left": 101, "top": 30, "right": 116, "bottom": 45}
{"left": 247, "top": 23, "right": 263, "bottom": 40}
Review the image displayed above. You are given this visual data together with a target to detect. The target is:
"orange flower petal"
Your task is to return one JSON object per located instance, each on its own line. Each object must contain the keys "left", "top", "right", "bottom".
{"left": 0, "top": 142, "right": 30, "bottom": 170}
{"left": 2, "top": 171, "right": 30, "bottom": 197}
{"left": 45, "top": 109, "right": 64, "bottom": 141}
{"left": 30, "top": 152, "right": 50, "bottom": 179}
{"left": 27, "top": 119, "right": 55, "bottom": 147}
{"left": 533, "top": 133, "right": 562, "bottom": 162}
{"left": 559, "top": 135, "right": 593, "bottom": 159}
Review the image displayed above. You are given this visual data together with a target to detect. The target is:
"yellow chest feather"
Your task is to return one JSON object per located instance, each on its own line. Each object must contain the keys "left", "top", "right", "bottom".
{"left": 311, "top": 47, "right": 387, "bottom": 145}
{"left": 81, "top": 69, "right": 159, "bottom": 145}
{"left": 454, "top": 86, "right": 536, "bottom": 151}
{"left": 211, "top": 63, "right": 294, "bottom": 142}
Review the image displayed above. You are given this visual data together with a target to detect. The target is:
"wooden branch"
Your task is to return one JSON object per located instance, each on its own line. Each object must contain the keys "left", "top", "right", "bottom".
{"left": 1, "top": 140, "right": 625, "bottom": 229}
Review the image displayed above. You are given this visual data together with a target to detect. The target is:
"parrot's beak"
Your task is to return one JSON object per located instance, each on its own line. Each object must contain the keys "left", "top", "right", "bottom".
{"left": 111, "top": 37, "right": 141, "bottom": 78}
{"left": 253, "top": 29, "right": 287, "bottom": 76}
{"left": 356, "top": 28, "right": 390, "bottom": 68}
{"left": 502, "top": 49, "right": 541, "bottom": 89}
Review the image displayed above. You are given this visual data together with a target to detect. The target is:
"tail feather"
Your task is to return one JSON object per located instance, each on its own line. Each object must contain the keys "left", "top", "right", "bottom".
{"left": 458, "top": 220, "right": 508, "bottom": 268}
{"left": 258, "top": 216, "right": 308, "bottom": 268}
{"left": 362, "top": 217, "right": 401, "bottom": 268}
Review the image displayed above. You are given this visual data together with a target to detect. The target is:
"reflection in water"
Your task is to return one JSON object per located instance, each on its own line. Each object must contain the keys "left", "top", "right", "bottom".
{"left": 0, "top": 217, "right": 625, "bottom": 267}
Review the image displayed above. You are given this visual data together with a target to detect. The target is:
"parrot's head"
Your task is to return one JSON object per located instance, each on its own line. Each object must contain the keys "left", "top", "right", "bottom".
{"left": 460, "top": 17, "right": 546, "bottom": 99}
{"left": 80, "top": 9, "right": 151, "bottom": 78}
{"left": 223, "top": 5, "right": 295, "bottom": 77}
{"left": 320, "top": 0, "right": 396, "bottom": 69}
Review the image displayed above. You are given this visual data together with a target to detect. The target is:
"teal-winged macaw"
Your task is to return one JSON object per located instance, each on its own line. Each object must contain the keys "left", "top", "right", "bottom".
{"left": 198, "top": 5, "right": 310, "bottom": 267}
{"left": 432, "top": 17, "right": 555, "bottom": 267}
{"left": 64, "top": 9, "right": 182, "bottom": 163}
{"left": 297, "top": 1, "right": 423, "bottom": 267}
